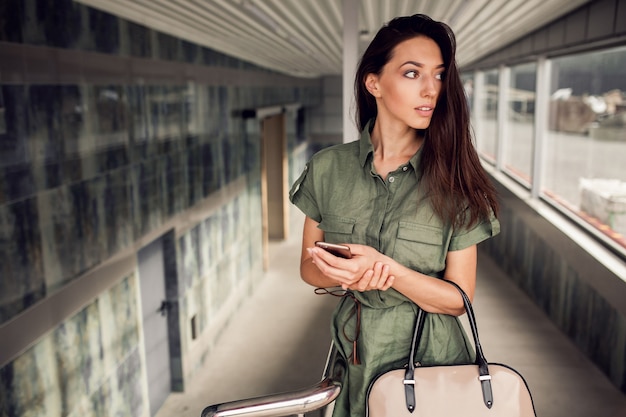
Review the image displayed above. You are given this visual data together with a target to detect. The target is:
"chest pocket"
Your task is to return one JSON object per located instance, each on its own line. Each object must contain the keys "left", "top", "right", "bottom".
{"left": 393, "top": 222, "right": 445, "bottom": 274}
{"left": 318, "top": 215, "right": 356, "bottom": 244}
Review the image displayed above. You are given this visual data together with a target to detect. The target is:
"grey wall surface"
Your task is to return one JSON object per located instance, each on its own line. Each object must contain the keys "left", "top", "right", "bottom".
{"left": 0, "top": 1, "right": 319, "bottom": 416}
{"left": 464, "top": 0, "right": 626, "bottom": 70}
{"left": 481, "top": 178, "right": 626, "bottom": 393}
{"left": 464, "top": 0, "right": 626, "bottom": 394}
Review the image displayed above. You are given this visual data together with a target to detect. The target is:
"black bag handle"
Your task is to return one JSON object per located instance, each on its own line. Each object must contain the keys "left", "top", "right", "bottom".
{"left": 402, "top": 280, "right": 494, "bottom": 412}
{"left": 402, "top": 306, "right": 426, "bottom": 412}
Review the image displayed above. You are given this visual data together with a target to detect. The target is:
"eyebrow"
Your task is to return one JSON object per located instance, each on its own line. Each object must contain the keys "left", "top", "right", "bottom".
{"left": 401, "top": 60, "right": 445, "bottom": 69}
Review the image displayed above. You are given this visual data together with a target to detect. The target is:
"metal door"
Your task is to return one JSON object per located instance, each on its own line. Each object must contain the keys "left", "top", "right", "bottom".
{"left": 138, "top": 237, "right": 171, "bottom": 416}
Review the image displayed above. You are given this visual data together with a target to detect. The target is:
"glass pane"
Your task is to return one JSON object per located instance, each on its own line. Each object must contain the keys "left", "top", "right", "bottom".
{"left": 475, "top": 69, "right": 498, "bottom": 162}
{"left": 503, "top": 63, "right": 536, "bottom": 186}
{"left": 543, "top": 46, "right": 626, "bottom": 247}
{"left": 462, "top": 72, "right": 474, "bottom": 112}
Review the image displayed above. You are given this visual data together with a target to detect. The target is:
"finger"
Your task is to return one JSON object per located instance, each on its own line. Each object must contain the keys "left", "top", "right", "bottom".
{"left": 309, "top": 248, "right": 355, "bottom": 287}
{"left": 309, "top": 247, "right": 340, "bottom": 270}
{"left": 310, "top": 246, "right": 346, "bottom": 266}
{"left": 356, "top": 269, "right": 374, "bottom": 292}
{"left": 373, "top": 264, "right": 390, "bottom": 289}
{"left": 367, "top": 262, "right": 384, "bottom": 289}
{"left": 381, "top": 275, "right": 395, "bottom": 291}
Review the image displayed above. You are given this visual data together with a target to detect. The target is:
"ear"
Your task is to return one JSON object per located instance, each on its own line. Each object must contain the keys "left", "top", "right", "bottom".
{"left": 365, "top": 73, "right": 381, "bottom": 97}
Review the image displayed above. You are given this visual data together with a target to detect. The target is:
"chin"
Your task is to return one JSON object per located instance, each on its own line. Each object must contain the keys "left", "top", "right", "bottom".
{"left": 408, "top": 117, "right": 433, "bottom": 130}
{"left": 410, "top": 122, "right": 432, "bottom": 130}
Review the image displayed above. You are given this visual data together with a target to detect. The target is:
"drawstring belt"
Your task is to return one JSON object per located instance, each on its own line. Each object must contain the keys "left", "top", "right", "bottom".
{"left": 315, "top": 288, "right": 361, "bottom": 365}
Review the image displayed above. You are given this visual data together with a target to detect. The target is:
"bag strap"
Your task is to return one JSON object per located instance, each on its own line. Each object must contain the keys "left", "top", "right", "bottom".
{"left": 402, "top": 307, "right": 426, "bottom": 412}
{"left": 448, "top": 280, "right": 494, "bottom": 409}
{"left": 402, "top": 281, "right": 494, "bottom": 411}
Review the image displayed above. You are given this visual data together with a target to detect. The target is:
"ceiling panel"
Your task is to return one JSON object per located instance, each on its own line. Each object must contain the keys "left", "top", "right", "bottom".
{"left": 76, "top": 0, "right": 590, "bottom": 78}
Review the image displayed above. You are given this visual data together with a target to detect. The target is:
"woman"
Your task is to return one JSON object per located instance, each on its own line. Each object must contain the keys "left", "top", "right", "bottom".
{"left": 289, "top": 14, "right": 500, "bottom": 416}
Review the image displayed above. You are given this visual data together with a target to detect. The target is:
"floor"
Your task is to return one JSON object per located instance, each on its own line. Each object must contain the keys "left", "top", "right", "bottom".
{"left": 156, "top": 215, "right": 626, "bottom": 417}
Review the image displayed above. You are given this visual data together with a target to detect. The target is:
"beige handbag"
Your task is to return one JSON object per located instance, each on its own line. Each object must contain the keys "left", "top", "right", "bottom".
{"left": 366, "top": 281, "right": 536, "bottom": 416}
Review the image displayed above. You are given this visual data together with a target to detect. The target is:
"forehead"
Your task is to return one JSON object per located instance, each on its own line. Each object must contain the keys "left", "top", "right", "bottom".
{"left": 388, "top": 36, "right": 443, "bottom": 65}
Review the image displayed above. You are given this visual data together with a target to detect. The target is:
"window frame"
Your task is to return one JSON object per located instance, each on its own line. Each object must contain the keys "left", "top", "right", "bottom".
{"left": 466, "top": 45, "right": 626, "bottom": 260}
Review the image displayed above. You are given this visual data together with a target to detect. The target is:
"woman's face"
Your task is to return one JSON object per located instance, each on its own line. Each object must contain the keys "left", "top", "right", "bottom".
{"left": 366, "top": 36, "right": 444, "bottom": 130}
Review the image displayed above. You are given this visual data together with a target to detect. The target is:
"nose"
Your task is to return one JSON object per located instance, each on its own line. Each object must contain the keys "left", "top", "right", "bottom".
{"left": 421, "top": 75, "right": 438, "bottom": 97}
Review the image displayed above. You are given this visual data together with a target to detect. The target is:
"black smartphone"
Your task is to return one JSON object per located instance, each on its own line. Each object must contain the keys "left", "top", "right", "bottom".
{"left": 315, "top": 241, "right": 352, "bottom": 259}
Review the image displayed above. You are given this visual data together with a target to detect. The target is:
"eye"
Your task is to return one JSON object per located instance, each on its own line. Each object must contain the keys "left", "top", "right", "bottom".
{"left": 435, "top": 72, "right": 445, "bottom": 81}
{"left": 404, "top": 70, "right": 418, "bottom": 79}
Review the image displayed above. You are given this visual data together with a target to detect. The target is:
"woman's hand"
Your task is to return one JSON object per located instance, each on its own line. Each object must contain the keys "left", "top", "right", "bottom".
{"left": 307, "top": 243, "right": 395, "bottom": 292}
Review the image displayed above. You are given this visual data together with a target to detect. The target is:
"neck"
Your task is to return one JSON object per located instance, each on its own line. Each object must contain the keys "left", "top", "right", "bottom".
{"left": 370, "top": 120, "right": 423, "bottom": 161}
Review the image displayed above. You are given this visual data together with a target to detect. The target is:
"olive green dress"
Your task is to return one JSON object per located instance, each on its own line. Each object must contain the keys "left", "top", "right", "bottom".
{"left": 289, "top": 121, "right": 500, "bottom": 417}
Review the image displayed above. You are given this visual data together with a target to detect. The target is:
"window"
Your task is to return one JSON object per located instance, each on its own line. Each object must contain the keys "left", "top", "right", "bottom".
{"left": 462, "top": 72, "right": 474, "bottom": 112}
{"left": 503, "top": 63, "right": 536, "bottom": 186}
{"left": 474, "top": 69, "right": 499, "bottom": 163}
{"left": 543, "top": 47, "right": 626, "bottom": 246}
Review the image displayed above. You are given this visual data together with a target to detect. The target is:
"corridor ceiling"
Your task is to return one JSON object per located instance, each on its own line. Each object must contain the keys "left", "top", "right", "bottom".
{"left": 77, "top": 0, "right": 591, "bottom": 78}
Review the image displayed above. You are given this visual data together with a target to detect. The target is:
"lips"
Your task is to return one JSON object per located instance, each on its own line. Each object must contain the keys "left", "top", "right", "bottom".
{"left": 415, "top": 106, "right": 435, "bottom": 117}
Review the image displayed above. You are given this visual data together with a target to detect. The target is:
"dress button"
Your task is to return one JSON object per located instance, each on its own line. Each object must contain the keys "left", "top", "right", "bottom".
{"left": 389, "top": 176, "right": 395, "bottom": 183}
{"left": 402, "top": 166, "right": 408, "bottom": 172}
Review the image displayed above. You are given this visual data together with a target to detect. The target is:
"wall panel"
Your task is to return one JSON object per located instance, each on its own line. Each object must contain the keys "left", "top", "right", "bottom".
{"left": 0, "top": 1, "right": 321, "bottom": 416}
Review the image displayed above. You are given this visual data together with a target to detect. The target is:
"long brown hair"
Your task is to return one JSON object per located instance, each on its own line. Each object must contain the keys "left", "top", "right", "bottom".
{"left": 355, "top": 14, "right": 499, "bottom": 227}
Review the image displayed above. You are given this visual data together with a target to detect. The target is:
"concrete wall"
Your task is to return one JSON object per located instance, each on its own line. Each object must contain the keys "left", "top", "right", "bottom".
{"left": 309, "top": 75, "right": 344, "bottom": 147}
{"left": 464, "top": 0, "right": 626, "bottom": 70}
{"left": 465, "top": 0, "right": 626, "bottom": 394}
{"left": 481, "top": 175, "right": 626, "bottom": 393}
{"left": 0, "top": 1, "right": 320, "bottom": 416}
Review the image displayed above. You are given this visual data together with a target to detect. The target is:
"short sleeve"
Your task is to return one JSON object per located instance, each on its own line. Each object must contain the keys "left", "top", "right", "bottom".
{"left": 449, "top": 212, "right": 500, "bottom": 251}
{"left": 289, "top": 162, "right": 322, "bottom": 222}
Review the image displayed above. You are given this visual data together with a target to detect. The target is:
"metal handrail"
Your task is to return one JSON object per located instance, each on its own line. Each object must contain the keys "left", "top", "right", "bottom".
{"left": 201, "top": 343, "right": 345, "bottom": 417}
